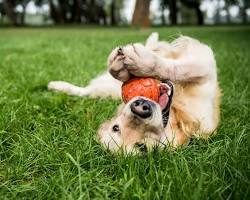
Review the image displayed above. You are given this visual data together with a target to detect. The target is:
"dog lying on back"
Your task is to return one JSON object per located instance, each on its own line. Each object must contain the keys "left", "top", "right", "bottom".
{"left": 48, "top": 33, "right": 221, "bottom": 153}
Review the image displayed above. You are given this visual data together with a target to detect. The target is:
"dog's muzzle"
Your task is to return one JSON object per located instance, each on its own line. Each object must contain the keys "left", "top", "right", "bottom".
{"left": 129, "top": 80, "right": 174, "bottom": 127}
{"left": 130, "top": 98, "right": 154, "bottom": 119}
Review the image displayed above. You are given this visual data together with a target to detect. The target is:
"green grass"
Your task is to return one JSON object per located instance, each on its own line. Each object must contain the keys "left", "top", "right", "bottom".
{"left": 0, "top": 26, "right": 249, "bottom": 199}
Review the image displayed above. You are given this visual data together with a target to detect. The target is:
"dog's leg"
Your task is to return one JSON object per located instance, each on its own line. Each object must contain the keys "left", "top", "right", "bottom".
{"left": 145, "top": 32, "right": 159, "bottom": 48}
{"left": 153, "top": 51, "right": 215, "bottom": 82}
{"left": 48, "top": 81, "right": 92, "bottom": 96}
{"left": 48, "top": 72, "right": 122, "bottom": 99}
{"left": 109, "top": 36, "right": 216, "bottom": 82}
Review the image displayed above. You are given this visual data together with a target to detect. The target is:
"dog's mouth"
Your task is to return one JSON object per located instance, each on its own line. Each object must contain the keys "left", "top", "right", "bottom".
{"left": 158, "top": 80, "right": 174, "bottom": 111}
{"left": 129, "top": 80, "right": 173, "bottom": 127}
{"left": 159, "top": 80, "right": 174, "bottom": 127}
{"left": 159, "top": 82, "right": 172, "bottom": 110}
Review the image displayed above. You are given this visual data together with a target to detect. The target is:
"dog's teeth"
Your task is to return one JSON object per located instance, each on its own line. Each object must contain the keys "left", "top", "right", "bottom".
{"left": 167, "top": 89, "right": 171, "bottom": 96}
{"left": 165, "top": 84, "right": 171, "bottom": 96}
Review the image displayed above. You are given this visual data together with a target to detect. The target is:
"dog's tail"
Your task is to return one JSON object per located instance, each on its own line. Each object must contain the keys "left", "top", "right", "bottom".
{"left": 145, "top": 32, "right": 159, "bottom": 48}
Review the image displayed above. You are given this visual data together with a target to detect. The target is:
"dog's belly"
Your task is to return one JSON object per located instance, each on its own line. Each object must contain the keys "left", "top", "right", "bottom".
{"left": 174, "top": 81, "right": 218, "bottom": 136}
{"left": 187, "top": 98, "right": 215, "bottom": 134}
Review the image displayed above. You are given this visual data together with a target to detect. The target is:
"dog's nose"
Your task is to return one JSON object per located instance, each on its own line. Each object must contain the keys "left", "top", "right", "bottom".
{"left": 130, "top": 99, "right": 152, "bottom": 118}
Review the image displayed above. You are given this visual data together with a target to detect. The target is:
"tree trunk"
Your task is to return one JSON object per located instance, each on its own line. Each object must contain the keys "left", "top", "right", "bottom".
{"left": 0, "top": 2, "right": 4, "bottom": 23}
{"left": 169, "top": 0, "right": 177, "bottom": 25}
{"left": 97, "top": 1, "right": 107, "bottom": 25}
{"left": 58, "top": 0, "right": 67, "bottom": 23}
{"left": 214, "top": 0, "right": 221, "bottom": 24}
{"left": 225, "top": 4, "right": 231, "bottom": 24}
{"left": 241, "top": 0, "right": 247, "bottom": 24}
{"left": 132, "top": 0, "right": 151, "bottom": 27}
{"left": 181, "top": 0, "right": 204, "bottom": 25}
{"left": 3, "top": 0, "right": 17, "bottom": 26}
{"left": 72, "top": 0, "right": 83, "bottom": 23}
{"left": 20, "top": 4, "right": 27, "bottom": 25}
{"left": 194, "top": 3, "right": 203, "bottom": 25}
{"left": 88, "top": 0, "right": 98, "bottom": 24}
{"left": 111, "top": 0, "right": 116, "bottom": 25}
{"left": 48, "top": 0, "right": 64, "bottom": 24}
{"left": 161, "top": 3, "right": 166, "bottom": 25}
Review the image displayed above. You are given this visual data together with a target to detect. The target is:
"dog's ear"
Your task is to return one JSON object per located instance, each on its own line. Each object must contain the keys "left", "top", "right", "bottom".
{"left": 145, "top": 32, "right": 159, "bottom": 48}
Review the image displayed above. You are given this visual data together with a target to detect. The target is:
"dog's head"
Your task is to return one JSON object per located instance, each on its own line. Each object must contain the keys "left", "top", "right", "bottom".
{"left": 98, "top": 81, "right": 173, "bottom": 153}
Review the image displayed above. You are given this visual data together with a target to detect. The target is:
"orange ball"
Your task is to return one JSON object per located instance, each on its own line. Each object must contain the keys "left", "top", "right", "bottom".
{"left": 122, "top": 77, "right": 160, "bottom": 103}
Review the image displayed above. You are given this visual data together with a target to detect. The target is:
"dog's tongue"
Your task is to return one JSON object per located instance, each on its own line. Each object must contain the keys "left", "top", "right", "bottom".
{"left": 159, "top": 93, "right": 169, "bottom": 110}
{"left": 159, "top": 83, "right": 170, "bottom": 110}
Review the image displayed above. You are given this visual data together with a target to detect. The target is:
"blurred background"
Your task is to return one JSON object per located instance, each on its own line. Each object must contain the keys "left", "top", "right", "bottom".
{"left": 0, "top": 0, "right": 249, "bottom": 27}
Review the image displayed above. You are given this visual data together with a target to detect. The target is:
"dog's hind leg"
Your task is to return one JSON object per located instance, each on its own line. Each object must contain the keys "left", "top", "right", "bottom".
{"left": 48, "top": 81, "right": 92, "bottom": 96}
{"left": 145, "top": 32, "right": 159, "bottom": 48}
{"left": 48, "top": 72, "right": 122, "bottom": 99}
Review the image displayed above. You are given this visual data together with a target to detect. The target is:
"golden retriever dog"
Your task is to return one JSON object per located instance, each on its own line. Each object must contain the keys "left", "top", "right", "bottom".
{"left": 48, "top": 33, "right": 221, "bottom": 153}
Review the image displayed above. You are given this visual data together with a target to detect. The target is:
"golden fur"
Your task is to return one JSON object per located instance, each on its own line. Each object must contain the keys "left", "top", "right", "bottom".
{"left": 48, "top": 33, "right": 221, "bottom": 153}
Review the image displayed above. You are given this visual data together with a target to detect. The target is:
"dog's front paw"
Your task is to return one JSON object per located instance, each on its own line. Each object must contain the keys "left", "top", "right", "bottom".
{"left": 108, "top": 44, "right": 158, "bottom": 82}
{"left": 122, "top": 43, "right": 157, "bottom": 77}
{"left": 108, "top": 47, "right": 131, "bottom": 82}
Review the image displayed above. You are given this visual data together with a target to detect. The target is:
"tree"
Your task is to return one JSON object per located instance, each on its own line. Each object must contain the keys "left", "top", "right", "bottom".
{"left": 180, "top": 0, "right": 204, "bottom": 25}
{"left": 169, "top": 0, "right": 177, "bottom": 25}
{"left": 110, "top": 0, "right": 116, "bottom": 25}
{"left": 161, "top": 0, "right": 204, "bottom": 25}
{"left": 48, "top": 0, "right": 64, "bottom": 24}
{"left": 3, "top": 0, "right": 17, "bottom": 25}
{"left": 109, "top": 0, "right": 124, "bottom": 26}
{"left": 20, "top": 0, "right": 30, "bottom": 25}
{"left": 132, "top": 0, "right": 151, "bottom": 27}
{"left": 0, "top": 1, "right": 6, "bottom": 23}
{"left": 160, "top": 0, "right": 178, "bottom": 25}
{"left": 160, "top": 0, "right": 166, "bottom": 25}
{"left": 47, "top": 0, "right": 108, "bottom": 25}
{"left": 214, "top": 0, "right": 221, "bottom": 24}
{"left": 3, "top": 0, "right": 31, "bottom": 26}
{"left": 224, "top": 0, "right": 238, "bottom": 23}
{"left": 69, "top": 0, "right": 83, "bottom": 23}
{"left": 241, "top": 0, "right": 250, "bottom": 24}
{"left": 225, "top": 0, "right": 232, "bottom": 23}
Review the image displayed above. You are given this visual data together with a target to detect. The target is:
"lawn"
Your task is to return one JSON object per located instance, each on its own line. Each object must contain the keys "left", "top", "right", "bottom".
{"left": 0, "top": 26, "right": 249, "bottom": 199}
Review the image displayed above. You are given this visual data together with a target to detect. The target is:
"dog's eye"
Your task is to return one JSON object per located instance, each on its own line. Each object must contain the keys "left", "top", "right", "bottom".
{"left": 112, "top": 125, "right": 120, "bottom": 132}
